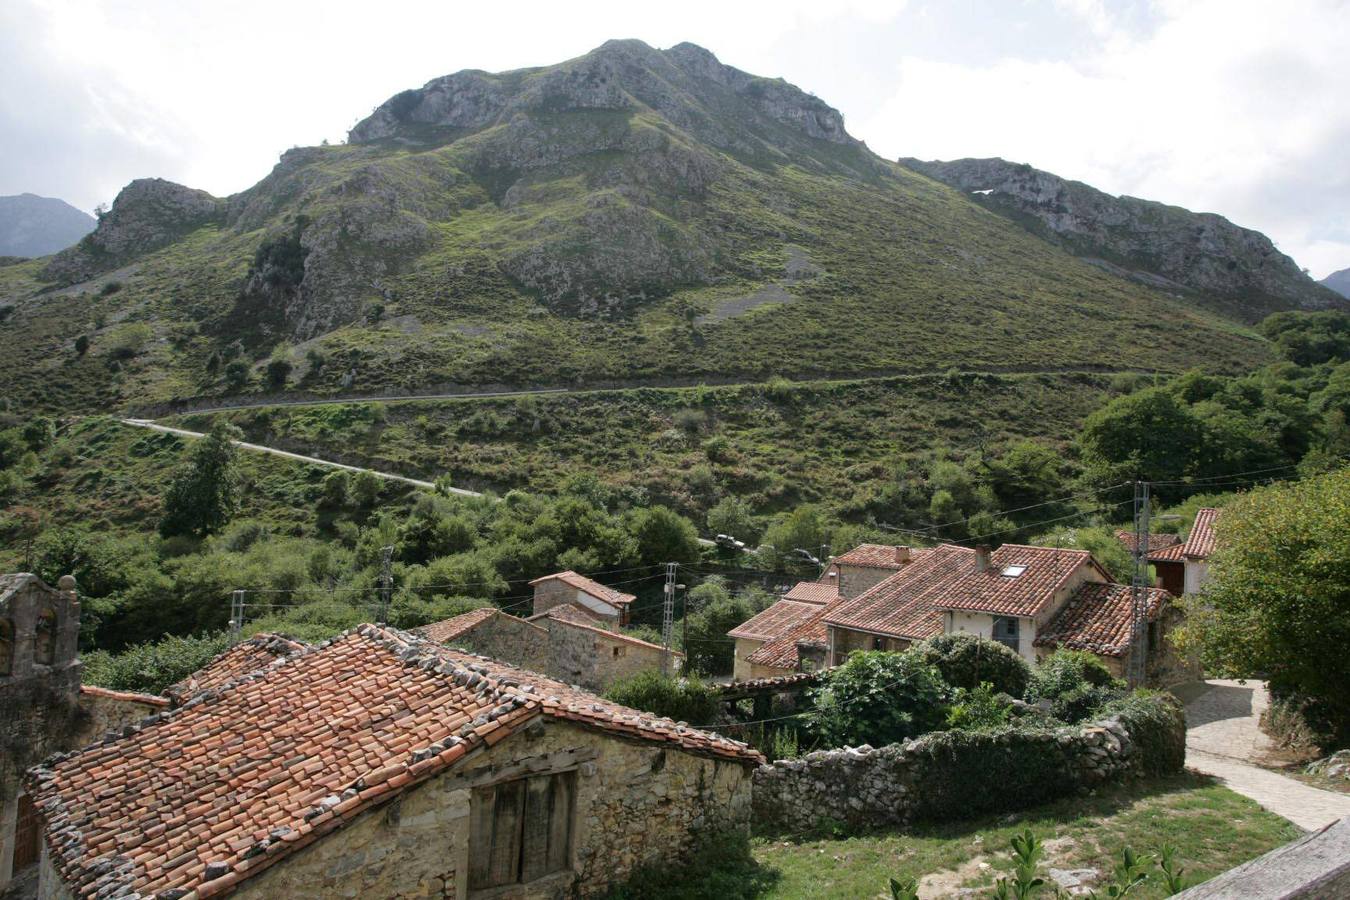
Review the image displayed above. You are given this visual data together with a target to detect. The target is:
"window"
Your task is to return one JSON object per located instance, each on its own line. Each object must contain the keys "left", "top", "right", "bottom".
{"left": 872, "top": 636, "right": 886, "bottom": 651}
{"left": 612, "top": 645, "right": 626, "bottom": 658}
{"left": 1000, "top": 565, "right": 1027, "bottom": 578}
{"left": 469, "top": 771, "right": 576, "bottom": 891}
{"left": 34, "top": 608, "right": 56, "bottom": 666}
{"left": 0, "top": 619, "right": 13, "bottom": 676}
{"left": 991, "top": 616, "right": 1020, "bottom": 651}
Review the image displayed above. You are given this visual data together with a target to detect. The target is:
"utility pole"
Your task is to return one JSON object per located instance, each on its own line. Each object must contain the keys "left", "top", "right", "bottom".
{"left": 378, "top": 545, "right": 394, "bottom": 625}
{"left": 230, "top": 590, "right": 244, "bottom": 641}
{"left": 1128, "top": 480, "right": 1151, "bottom": 688}
{"left": 661, "top": 562, "right": 677, "bottom": 677}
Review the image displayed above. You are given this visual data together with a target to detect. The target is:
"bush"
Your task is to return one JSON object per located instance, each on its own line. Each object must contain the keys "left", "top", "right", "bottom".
{"left": 604, "top": 670, "right": 720, "bottom": 726}
{"left": 807, "top": 650, "right": 950, "bottom": 748}
{"left": 1097, "top": 691, "right": 1186, "bottom": 776}
{"left": 912, "top": 634, "right": 1031, "bottom": 698}
{"left": 945, "top": 682, "right": 1013, "bottom": 731}
{"left": 604, "top": 829, "right": 777, "bottom": 900}
{"left": 82, "top": 632, "right": 231, "bottom": 695}
{"left": 1026, "top": 649, "right": 1123, "bottom": 722}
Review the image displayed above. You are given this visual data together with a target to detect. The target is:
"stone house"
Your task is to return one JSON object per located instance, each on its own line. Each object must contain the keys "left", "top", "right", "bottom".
{"left": 1033, "top": 582, "right": 1189, "bottom": 682}
{"left": 0, "top": 574, "right": 167, "bottom": 894}
{"left": 828, "top": 544, "right": 925, "bottom": 599}
{"left": 1115, "top": 530, "right": 1186, "bottom": 596}
{"left": 529, "top": 571, "right": 635, "bottom": 626}
{"left": 27, "top": 625, "right": 760, "bottom": 899}
{"left": 418, "top": 603, "right": 682, "bottom": 693}
{"left": 1113, "top": 508, "right": 1222, "bottom": 597}
{"left": 1180, "top": 507, "right": 1221, "bottom": 594}
{"left": 728, "top": 580, "right": 837, "bottom": 681}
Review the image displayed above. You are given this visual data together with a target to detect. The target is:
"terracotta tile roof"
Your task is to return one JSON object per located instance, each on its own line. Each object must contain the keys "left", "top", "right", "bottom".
{"left": 79, "top": 684, "right": 170, "bottom": 708}
{"left": 1114, "top": 530, "right": 1182, "bottom": 554}
{"left": 1182, "top": 508, "right": 1221, "bottom": 559}
{"left": 824, "top": 544, "right": 975, "bottom": 638}
{"left": 831, "top": 544, "right": 921, "bottom": 569}
{"left": 525, "top": 601, "right": 607, "bottom": 625}
{"left": 528, "top": 570, "right": 636, "bottom": 606}
{"left": 1034, "top": 582, "right": 1168, "bottom": 657}
{"left": 28, "top": 625, "right": 758, "bottom": 899}
{"left": 728, "top": 599, "right": 823, "bottom": 641}
{"left": 719, "top": 671, "right": 821, "bottom": 695}
{"left": 165, "top": 634, "right": 309, "bottom": 705}
{"left": 1148, "top": 542, "right": 1187, "bottom": 562}
{"left": 744, "top": 597, "right": 842, "bottom": 671}
{"left": 929, "top": 544, "right": 1106, "bottom": 618}
{"left": 415, "top": 607, "right": 502, "bottom": 643}
{"left": 782, "top": 581, "right": 838, "bottom": 604}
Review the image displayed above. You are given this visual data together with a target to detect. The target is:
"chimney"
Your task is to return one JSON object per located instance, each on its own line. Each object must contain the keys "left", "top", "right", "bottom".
{"left": 894, "top": 546, "right": 911, "bottom": 564}
{"left": 974, "top": 546, "right": 991, "bottom": 573}
{"left": 58, "top": 574, "right": 77, "bottom": 598}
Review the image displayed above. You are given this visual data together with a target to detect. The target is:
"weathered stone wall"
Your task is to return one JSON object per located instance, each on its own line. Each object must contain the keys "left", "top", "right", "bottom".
{"left": 752, "top": 704, "right": 1183, "bottom": 833}
{"left": 232, "top": 718, "right": 753, "bottom": 899}
{"left": 546, "top": 621, "right": 674, "bottom": 692}
{"left": 732, "top": 638, "right": 764, "bottom": 681}
{"left": 532, "top": 581, "right": 581, "bottom": 619}
{"left": 835, "top": 565, "right": 893, "bottom": 600}
{"left": 450, "top": 615, "right": 550, "bottom": 675}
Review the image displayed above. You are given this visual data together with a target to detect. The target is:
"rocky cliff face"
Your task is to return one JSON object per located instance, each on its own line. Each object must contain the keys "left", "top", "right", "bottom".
{"left": 899, "top": 157, "right": 1342, "bottom": 317}
{"left": 0, "top": 194, "right": 95, "bottom": 258}
{"left": 1323, "top": 267, "right": 1350, "bottom": 299}
{"left": 41, "top": 179, "right": 220, "bottom": 285}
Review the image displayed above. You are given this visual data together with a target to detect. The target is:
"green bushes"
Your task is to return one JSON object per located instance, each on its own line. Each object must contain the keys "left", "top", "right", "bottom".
{"left": 911, "top": 634, "right": 1030, "bottom": 698}
{"left": 1026, "top": 649, "right": 1124, "bottom": 722}
{"left": 604, "top": 670, "right": 721, "bottom": 725}
{"left": 1099, "top": 691, "right": 1186, "bottom": 777}
{"left": 82, "top": 632, "right": 232, "bottom": 695}
{"left": 807, "top": 651, "right": 949, "bottom": 747}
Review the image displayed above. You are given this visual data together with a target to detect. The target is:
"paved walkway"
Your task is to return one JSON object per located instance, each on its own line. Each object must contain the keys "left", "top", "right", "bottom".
{"left": 1182, "top": 679, "right": 1350, "bottom": 831}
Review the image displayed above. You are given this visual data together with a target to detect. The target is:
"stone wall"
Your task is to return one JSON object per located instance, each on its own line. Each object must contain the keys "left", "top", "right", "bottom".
{"left": 752, "top": 699, "right": 1184, "bottom": 833}
{"left": 449, "top": 615, "right": 550, "bottom": 676}
{"left": 232, "top": 718, "right": 753, "bottom": 899}
{"left": 546, "top": 620, "right": 676, "bottom": 692}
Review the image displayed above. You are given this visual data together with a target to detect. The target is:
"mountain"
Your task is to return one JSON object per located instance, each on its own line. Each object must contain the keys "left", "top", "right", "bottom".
{"left": 1323, "top": 267, "right": 1350, "bottom": 299}
{"left": 0, "top": 40, "right": 1296, "bottom": 414}
{"left": 0, "top": 193, "right": 96, "bottom": 258}
{"left": 898, "top": 157, "right": 1340, "bottom": 317}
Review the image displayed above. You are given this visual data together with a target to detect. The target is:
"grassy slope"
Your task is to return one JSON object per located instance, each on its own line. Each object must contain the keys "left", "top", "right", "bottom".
{"left": 0, "top": 136, "right": 1270, "bottom": 415}
{"left": 170, "top": 371, "right": 1121, "bottom": 519}
{"left": 746, "top": 776, "right": 1296, "bottom": 899}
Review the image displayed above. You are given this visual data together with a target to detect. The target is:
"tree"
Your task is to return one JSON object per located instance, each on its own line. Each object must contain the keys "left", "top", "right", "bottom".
{"left": 807, "top": 650, "right": 950, "bottom": 747}
{"left": 159, "top": 422, "right": 242, "bottom": 538}
{"left": 682, "top": 592, "right": 762, "bottom": 675}
{"left": 1079, "top": 387, "right": 1202, "bottom": 490}
{"left": 911, "top": 634, "right": 1031, "bottom": 698}
{"left": 706, "top": 496, "right": 758, "bottom": 543}
{"left": 266, "top": 356, "right": 293, "bottom": 389}
{"left": 224, "top": 360, "right": 250, "bottom": 390}
{"left": 629, "top": 505, "right": 701, "bottom": 567}
{"left": 1175, "top": 468, "right": 1350, "bottom": 744}
{"left": 75, "top": 335, "right": 90, "bottom": 356}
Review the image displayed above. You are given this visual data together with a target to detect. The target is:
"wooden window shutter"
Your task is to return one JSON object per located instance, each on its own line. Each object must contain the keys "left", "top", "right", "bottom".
{"left": 469, "top": 780, "right": 526, "bottom": 889}
{"left": 520, "top": 773, "right": 576, "bottom": 882}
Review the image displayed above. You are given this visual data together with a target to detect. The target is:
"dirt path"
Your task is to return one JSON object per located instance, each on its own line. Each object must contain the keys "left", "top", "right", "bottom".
{"left": 1182, "top": 679, "right": 1350, "bottom": 831}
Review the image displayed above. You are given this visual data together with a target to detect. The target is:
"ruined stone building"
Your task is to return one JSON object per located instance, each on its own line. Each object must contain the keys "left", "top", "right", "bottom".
{"left": 419, "top": 602, "right": 681, "bottom": 693}
{"left": 27, "top": 625, "right": 759, "bottom": 899}
{"left": 529, "top": 571, "right": 635, "bottom": 626}
{"left": 0, "top": 574, "right": 167, "bottom": 893}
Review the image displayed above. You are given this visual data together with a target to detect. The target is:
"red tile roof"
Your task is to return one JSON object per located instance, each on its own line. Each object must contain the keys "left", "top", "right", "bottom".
{"left": 728, "top": 599, "right": 823, "bottom": 641}
{"left": 1148, "top": 542, "right": 1186, "bottom": 562}
{"left": 783, "top": 581, "right": 838, "bottom": 604}
{"left": 929, "top": 544, "right": 1106, "bottom": 618}
{"left": 165, "top": 634, "right": 308, "bottom": 704}
{"left": 824, "top": 544, "right": 976, "bottom": 638}
{"left": 528, "top": 570, "right": 636, "bottom": 606}
{"left": 1114, "top": 530, "right": 1182, "bottom": 555}
{"left": 745, "top": 598, "right": 843, "bottom": 671}
{"left": 1034, "top": 583, "right": 1168, "bottom": 657}
{"left": 415, "top": 607, "right": 504, "bottom": 643}
{"left": 1182, "top": 508, "right": 1221, "bottom": 559}
{"left": 28, "top": 625, "right": 758, "bottom": 899}
{"left": 79, "top": 684, "right": 170, "bottom": 708}
{"left": 832, "top": 544, "right": 920, "bottom": 569}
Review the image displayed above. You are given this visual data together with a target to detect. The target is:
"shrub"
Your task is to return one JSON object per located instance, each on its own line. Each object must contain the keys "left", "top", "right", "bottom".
{"left": 82, "top": 632, "right": 231, "bottom": 695}
{"left": 807, "top": 650, "right": 949, "bottom": 748}
{"left": 1097, "top": 691, "right": 1186, "bottom": 776}
{"left": 604, "top": 829, "right": 777, "bottom": 900}
{"left": 265, "top": 356, "right": 293, "bottom": 389}
{"left": 945, "top": 682, "right": 1013, "bottom": 731}
{"left": 912, "top": 633, "right": 1030, "bottom": 698}
{"left": 1026, "top": 649, "right": 1122, "bottom": 722}
{"left": 604, "top": 670, "right": 720, "bottom": 726}
{"left": 75, "top": 334, "right": 90, "bottom": 356}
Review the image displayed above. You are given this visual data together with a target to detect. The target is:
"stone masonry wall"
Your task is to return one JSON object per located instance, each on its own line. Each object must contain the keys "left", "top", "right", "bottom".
{"left": 233, "top": 718, "right": 753, "bottom": 899}
{"left": 547, "top": 621, "right": 673, "bottom": 693}
{"left": 753, "top": 707, "right": 1180, "bottom": 833}
{"left": 451, "top": 615, "right": 550, "bottom": 676}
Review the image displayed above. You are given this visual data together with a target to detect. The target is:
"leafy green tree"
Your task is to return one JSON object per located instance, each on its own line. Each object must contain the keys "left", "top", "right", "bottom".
{"left": 629, "top": 505, "right": 701, "bottom": 567}
{"left": 1176, "top": 468, "right": 1350, "bottom": 743}
{"left": 760, "top": 505, "right": 830, "bottom": 568}
{"left": 265, "top": 356, "right": 293, "bottom": 389}
{"left": 319, "top": 470, "right": 349, "bottom": 508}
{"left": 911, "top": 634, "right": 1030, "bottom": 698}
{"left": 807, "top": 650, "right": 950, "bottom": 748}
{"left": 1079, "top": 387, "right": 1202, "bottom": 488}
{"left": 351, "top": 470, "right": 382, "bottom": 507}
{"left": 224, "top": 360, "right": 250, "bottom": 390}
{"left": 604, "top": 670, "right": 720, "bottom": 725}
{"left": 159, "top": 422, "right": 242, "bottom": 538}
{"left": 706, "top": 496, "right": 758, "bottom": 544}
{"left": 682, "top": 592, "right": 763, "bottom": 675}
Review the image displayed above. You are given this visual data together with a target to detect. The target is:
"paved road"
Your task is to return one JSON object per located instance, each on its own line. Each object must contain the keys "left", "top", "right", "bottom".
{"left": 1182, "top": 679, "right": 1350, "bottom": 831}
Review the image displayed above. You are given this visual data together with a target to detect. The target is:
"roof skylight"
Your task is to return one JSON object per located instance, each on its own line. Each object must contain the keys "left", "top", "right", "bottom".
{"left": 1000, "top": 565, "right": 1028, "bottom": 577}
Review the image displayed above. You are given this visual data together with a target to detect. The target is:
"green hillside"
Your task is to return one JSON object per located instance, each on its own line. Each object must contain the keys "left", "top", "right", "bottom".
{"left": 0, "top": 41, "right": 1273, "bottom": 416}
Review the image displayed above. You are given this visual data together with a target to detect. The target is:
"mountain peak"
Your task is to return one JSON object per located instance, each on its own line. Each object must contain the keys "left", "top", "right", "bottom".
{"left": 1323, "top": 267, "right": 1350, "bottom": 299}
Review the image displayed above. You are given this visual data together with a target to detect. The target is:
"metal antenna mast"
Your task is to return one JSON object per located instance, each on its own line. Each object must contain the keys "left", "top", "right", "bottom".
{"left": 1128, "top": 480, "right": 1151, "bottom": 688}
{"left": 378, "top": 545, "right": 394, "bottom": 625}
{"left": 662, "top": 562, "right": 677, "bottom": 676}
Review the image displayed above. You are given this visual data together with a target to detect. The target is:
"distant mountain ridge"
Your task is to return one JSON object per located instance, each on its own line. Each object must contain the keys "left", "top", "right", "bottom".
{"left": 898, "top": 157, "right": 1340, "bottom": 316}
{"left": 1323, "top": 267, "right": 1350, "bottom": 299}
{"left": 0, "top": 193, "right": 95, "bottom": 258}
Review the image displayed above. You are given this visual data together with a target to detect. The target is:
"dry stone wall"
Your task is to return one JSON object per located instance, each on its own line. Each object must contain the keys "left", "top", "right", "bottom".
{"left": 752, "top": 702, "right": 1183, "bottom": 832}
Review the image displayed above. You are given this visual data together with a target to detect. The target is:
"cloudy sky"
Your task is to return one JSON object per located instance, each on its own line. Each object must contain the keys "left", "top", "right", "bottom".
{"left": 2, "top": 0, "right": 1347, "bottom": 277}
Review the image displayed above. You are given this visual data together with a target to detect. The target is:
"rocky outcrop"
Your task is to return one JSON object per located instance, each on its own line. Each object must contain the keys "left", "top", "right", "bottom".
{"left": 1323, "top": 267, "right": 1350, "bottom": 299}
{"left": 40, "top": 179, "right": 220, "bottom": 285}
{"left": 900, "top": 157, "right": 1343, "bottom": 317}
